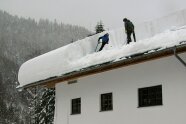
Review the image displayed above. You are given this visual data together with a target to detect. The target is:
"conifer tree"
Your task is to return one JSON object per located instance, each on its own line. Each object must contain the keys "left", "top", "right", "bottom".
{"left": 34, "top": 87, "right": 55, "bottom": 124}
{"left": 95, "top": 21, "right": 105, "bottom": 34}
{"left": 0, "top": 10, "right": 91, "bottom": 123}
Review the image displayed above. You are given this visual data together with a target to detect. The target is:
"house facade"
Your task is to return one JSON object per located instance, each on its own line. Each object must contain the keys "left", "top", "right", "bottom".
{"left": 54, "top": 52, "right": 186, "bottom": 124}
{"left": 17, "top": 10, "right": 186, "bottom": 124}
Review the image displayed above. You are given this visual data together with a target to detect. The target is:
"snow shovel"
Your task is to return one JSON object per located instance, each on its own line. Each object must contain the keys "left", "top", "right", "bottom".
{"left": 95, "top": 41, "right": 100, "bottom": 52}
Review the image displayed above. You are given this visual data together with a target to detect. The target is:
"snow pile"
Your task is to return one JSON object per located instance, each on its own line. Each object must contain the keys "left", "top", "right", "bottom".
{"left": 135, "top": 9, "right": 186, "bottom": 40}
{"left": 18, "top": 26, "right": 186, "bottom": 87}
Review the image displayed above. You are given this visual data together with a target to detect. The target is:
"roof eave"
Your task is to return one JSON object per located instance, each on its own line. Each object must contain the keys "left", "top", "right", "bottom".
{"left": 21, "top": 44, "right": 186, "bottom": 89}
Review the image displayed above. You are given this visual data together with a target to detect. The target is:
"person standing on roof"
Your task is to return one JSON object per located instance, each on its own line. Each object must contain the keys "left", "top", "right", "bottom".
{"left": 97, "top": 33, "right": 109, "bottom": 51}
{"left": 123, "top": 18, "right": 136, "bottom": 44}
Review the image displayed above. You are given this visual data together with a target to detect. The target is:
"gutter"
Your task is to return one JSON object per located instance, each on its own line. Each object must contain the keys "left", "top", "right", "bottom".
{"left": 173, "top": 47, "right": 186, "bottom": 67}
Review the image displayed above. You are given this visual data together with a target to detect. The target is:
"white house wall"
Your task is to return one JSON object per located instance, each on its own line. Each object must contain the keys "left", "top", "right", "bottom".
{"left": 54, "top": 52, "right": 186, "bottom": 124}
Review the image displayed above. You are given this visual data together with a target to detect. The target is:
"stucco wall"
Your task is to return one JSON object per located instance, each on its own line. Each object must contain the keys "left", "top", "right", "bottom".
{"left": 54, "top": 52, "right": 186, "bottom": 124}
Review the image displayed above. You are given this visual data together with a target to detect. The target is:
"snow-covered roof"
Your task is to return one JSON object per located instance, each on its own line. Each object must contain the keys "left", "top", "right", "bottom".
{"left": 18, "top": 10, "right": 186, "bottom": 88}
{"left": 18, "top": 25, "right": 186, "bottom": 88}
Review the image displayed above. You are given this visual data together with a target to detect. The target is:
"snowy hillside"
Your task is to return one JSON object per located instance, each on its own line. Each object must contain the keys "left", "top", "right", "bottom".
{"left": 18, "top": 25, "right": 186, "bottom": 87}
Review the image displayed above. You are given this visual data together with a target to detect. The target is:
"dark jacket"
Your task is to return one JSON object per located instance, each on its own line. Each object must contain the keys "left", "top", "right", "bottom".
{"left": 124, "top": 20, "right": 134, "bottom": 33}
{"left": 98, "top": 33, "right": 109, "bottom": 44}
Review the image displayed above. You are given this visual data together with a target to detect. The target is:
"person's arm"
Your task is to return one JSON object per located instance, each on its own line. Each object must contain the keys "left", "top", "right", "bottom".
{"left": 125, "top": 22, "right": 128, "bottom": 33}
{"left": 98, "top": 36, "right": 102, "bottom": 43}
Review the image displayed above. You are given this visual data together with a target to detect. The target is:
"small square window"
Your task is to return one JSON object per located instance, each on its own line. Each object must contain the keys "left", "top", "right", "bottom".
{"left": 138, "top": 85, "right": 163, "bottom": 107}
{"left": 100, "top": 93, "right": 113, "bottom": 111}
{"left": 71, "top": 98, "right": 81, "bottom": 114}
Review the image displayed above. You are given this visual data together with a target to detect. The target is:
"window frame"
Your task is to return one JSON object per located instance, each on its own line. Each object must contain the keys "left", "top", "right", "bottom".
{"left": 100, "top": 92, "right": 113, "bottom": 112}
{"left": 138, "top": 85, "right": 163, "bottom": 108}
{"left": 71, "top": 97, "right": 81, "bottom": 115}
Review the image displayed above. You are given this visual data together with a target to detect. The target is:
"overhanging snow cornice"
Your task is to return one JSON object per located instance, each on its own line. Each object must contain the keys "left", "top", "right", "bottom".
{"left": 21, "top": 43, "right": 186, "bottom": 89}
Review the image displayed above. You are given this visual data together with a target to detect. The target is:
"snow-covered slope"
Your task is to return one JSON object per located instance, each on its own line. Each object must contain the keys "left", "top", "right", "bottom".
{"left": 18, "top": 10, "right": 186, "bottom": 87}
{"left": 135, "top": 9, "right": 186, "bottom": 40}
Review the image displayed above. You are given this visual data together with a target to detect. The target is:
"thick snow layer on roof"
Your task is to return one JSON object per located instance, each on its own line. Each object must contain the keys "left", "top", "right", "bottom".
{"left": 18, "top": 25, "right": 186, "bottom": 87}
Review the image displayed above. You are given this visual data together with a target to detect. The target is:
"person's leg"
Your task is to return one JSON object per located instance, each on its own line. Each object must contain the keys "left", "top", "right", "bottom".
{"left": 127, "top": 32, "right": 132, "bottom": 44}
{"left": 99, "top": 42, "right": 106, "bottom": 51}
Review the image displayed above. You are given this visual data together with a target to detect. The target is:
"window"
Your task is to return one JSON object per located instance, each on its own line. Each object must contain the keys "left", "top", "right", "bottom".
{"left": 138, "top": 85, "right": 162, "bottom": 107}
{"left": 100, "top": 93, "right": 113, "bottom": 111}
{"left": 71, "top": 98, "right": 81, "bottom": 114}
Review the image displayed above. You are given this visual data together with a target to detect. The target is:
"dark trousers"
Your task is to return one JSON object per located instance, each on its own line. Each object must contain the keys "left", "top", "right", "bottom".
{"left": 99, "top": 42, "right": 107, "bottom": 51}
{"left": 127, "top": 31, "right": 136, "bottom": 44}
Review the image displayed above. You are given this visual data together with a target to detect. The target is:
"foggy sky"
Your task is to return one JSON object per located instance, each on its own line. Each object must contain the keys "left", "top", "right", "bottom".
{"left": 0, "top": 0, "right": 186, "bottom": 31}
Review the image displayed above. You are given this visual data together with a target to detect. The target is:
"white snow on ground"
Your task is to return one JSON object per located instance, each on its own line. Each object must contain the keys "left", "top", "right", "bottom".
{"left": 18, "top": 25, "right": 186, "bottom": 87}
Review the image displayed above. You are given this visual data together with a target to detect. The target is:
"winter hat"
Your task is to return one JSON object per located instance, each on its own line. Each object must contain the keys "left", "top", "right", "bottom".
{"left": 123, "top": 18, "right": 127, "bottom": 22}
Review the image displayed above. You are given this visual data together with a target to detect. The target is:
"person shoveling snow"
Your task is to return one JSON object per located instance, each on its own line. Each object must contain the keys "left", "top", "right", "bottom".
{"left": 123, "top": 18, "right": 136, "bottom": 44}
{"left": 95, "top": 33, "right": 109, "bottom": 52}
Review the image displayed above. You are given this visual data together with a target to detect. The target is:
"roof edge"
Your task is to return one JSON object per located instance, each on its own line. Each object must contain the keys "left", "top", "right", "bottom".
{"left": 21, "top": 44, "right": 186, "bottom": 89}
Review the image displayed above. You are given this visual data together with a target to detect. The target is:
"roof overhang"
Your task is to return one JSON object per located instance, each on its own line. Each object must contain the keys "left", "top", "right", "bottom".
{"left": 21, "top": 44, "right": 186, "bottom": 89}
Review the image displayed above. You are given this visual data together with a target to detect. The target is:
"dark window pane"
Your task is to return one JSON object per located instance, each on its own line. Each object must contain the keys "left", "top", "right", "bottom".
{"left": 101, "top": 93, "right": 113, "bottom": 111}
{"left": 71, "top": 98, "right": 81, "bottom": 114}
{"left": 138, "top": 85, "right": 162, "bottom": 107}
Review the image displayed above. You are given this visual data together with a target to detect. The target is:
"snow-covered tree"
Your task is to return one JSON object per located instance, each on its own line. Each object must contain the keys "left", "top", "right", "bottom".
{"left": 95, "top": 21, "right": 105, "bottom": 34}
{"left": 34, "top": 87, "right": 55, "bottom": 124}
{"left": 0, "top": 10, "right": 91, "bottom": 123}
